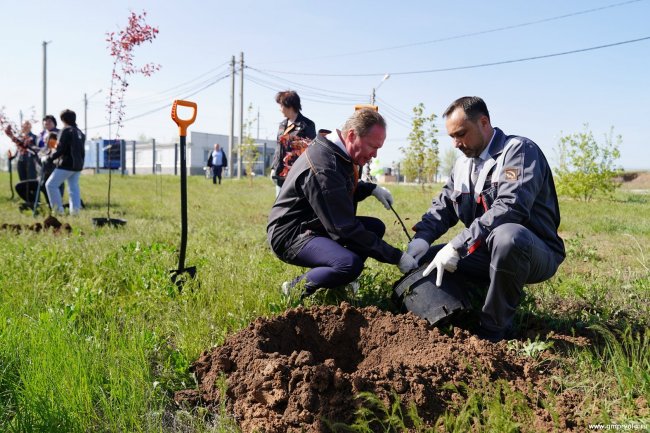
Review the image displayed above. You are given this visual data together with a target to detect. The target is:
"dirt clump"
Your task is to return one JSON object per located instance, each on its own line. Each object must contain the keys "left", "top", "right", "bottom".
{"left": 176, "top": 303, "right": 585, "bottom": 432}
{"left": 0, "top": 216, "right": 71, "bottom": 234}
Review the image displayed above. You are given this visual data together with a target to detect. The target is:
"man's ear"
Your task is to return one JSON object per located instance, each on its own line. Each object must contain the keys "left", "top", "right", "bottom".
{"left": 479, "top": 115, "right": 491, "bottom": 129}
{"left": 344, "top": 129, "right": 356, "bottom": 144}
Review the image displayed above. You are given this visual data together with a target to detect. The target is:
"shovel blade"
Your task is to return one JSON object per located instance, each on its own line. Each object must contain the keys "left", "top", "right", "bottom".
{"left": 170, "top": 266, "right": 197, "bottom": 291}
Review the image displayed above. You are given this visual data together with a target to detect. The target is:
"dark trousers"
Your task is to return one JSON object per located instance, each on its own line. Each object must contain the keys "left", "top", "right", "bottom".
{"left": 212, "top": 166, "right": 223, "bottom": 184}
{"left": 290, "top": 216, "right": 385, "bottom": 291}
{"left": 419, "top": 223, "right": 562, "bottom": 334}
{"left": 17, "top": 157, "right": 37, "bottom": 181}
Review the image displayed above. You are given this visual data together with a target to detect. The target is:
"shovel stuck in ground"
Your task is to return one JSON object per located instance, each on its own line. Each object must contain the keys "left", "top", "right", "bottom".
{"left": 170, "top": 99, "right": 197, "bottom": 290}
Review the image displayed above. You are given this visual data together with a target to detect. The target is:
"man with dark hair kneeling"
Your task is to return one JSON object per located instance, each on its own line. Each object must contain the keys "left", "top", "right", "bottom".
{"left": 406, "top": 96, "right": 565, "bottom": 341}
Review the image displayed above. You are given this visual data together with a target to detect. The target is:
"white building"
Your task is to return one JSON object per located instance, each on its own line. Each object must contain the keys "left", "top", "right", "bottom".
{"left": 83, "top": 132, "right": 275, "bottom": 176}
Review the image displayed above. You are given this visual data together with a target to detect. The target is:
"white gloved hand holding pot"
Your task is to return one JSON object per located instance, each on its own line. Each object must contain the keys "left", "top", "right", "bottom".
{"left": 422, "top": 243, "right": 460, "bottom": 286}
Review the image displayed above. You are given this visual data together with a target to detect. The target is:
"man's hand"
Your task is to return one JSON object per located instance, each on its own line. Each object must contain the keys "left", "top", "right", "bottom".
{"left": 406, "top": 238, "right": 430, "bottom": 262}
{"left": 371, "top": 186, "right": 393, "bottom": 210}
{"left": 422, "top": 243, "right": 460, "bottom": 286}
{"left": 398, "top": 253, "right": 418, "bottom": 274}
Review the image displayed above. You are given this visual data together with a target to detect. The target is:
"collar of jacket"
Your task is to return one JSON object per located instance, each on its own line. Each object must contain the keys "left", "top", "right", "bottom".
{"left": 312, "top": 135, "right": 353, "bottom": 164}
{"left": 281, "top": 112, "right": 307, "bottom": 129}
{"left": 486, "top": 127, "right": 508, "bottom": 159}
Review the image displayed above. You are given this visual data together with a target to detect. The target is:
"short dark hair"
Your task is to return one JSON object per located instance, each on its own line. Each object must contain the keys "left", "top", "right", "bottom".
{"left": 60, "top": 109, "right": 77, "bottom": 126}
{"left": 341, "top": 108, "right": 386, "bottom": 137}
{"left": 43, "top": 114, "right": 57, "bottom": 128}
{"left": 275, "top": 90, "right": 302, "bottom": 112}
{"left": 443, "top": 96, "right": 490, "bottom": 122}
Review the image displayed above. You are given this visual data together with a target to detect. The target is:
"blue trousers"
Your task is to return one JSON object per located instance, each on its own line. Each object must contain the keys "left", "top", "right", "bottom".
{"left": 46, "top": 169, "right": 82, "bottom": 215}
{"left": 420, "top": 223, "right": 562, "bottom": 334}
{"left": 289, "top": 216, "right": 385, "bottom": 291}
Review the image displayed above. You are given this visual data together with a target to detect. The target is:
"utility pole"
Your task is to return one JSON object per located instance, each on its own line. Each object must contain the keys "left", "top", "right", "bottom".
{"left": 238, "top": 51, "right": 244, "bottom": 179}
{"left": 257, "top": 106, "right": 260, "bottom": 140}
{"left": 42, "top": 41, "right": 51, "bottom": 118}
{"left": 370, "top": 73, "right": 390, "bottom": 105}
{"left": 19, "top": 110, "right": 23, "bottom": 127}
{"left": 228, "top": 55, "right": 235, "bottom": 178}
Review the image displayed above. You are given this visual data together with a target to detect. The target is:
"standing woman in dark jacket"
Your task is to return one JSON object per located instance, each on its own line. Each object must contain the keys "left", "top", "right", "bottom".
{"left": 270, "top": 90, "right": 316, "bottom": 196}
{"left": 45, "top": 109, "right": 85, "bottom": 215}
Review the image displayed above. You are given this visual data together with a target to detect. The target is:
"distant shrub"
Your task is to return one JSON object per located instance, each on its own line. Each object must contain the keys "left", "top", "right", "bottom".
{"left": 554, "top": 124, "right": 622, "bottom": 201}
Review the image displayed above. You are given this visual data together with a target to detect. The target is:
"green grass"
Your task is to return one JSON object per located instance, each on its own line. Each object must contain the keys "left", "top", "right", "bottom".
{"left": 0, "top": 174, "right": 648, "bottom": 432}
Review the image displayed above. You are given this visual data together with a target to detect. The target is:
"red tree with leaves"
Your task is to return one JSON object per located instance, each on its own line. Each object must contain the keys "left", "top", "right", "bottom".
{"left": 102, "top": 11, "right": 159, "bottom": 222}
{"left": 106, "top": 11, "right": 160, "bottom": 139}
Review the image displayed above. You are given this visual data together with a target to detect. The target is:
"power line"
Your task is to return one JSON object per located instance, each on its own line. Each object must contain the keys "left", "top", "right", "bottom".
{"left": 86, "top": 62, "right": 231, "bottom": 108}
{"left": 87, "top": 72, "right": 231, "bottom": 131}
{"left": 245, "top": 69, "right": 366, "bottom": 102}
{"left": 256, "top": 35, "right": 650, "bottom": 77}
{"left": 246, "top": 67, "right": 367, "bottom": 97}
{"left": 246, "top": 75, "right": 361, "bottom": 107}
{"left": 245, "top": 73, "right": 364, "bottom": 106}
{"left": 381, "top": 111, "right": 411, "bottom": 129}
{"left": 121, "top": 67, "right": 231, "bottom": 108}
{"left": 376, "top": 98, "right": 413, "bottom": 122}
{"left": 256, "top": 0, "right": 645, "bottom": 64}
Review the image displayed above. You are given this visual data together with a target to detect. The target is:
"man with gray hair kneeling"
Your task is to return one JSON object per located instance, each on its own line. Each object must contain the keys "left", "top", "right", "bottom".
{"left": 267, "top": 109, "right": 417, "bottom": 298}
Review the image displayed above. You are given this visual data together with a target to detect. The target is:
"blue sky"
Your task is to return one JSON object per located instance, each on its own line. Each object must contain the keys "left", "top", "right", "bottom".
{"left": 1, "top": 0, "right": 649, "bottom": 170}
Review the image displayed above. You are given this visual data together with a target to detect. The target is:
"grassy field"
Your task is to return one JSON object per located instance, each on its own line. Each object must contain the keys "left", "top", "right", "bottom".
{"left": 0, "top": 173, "right": 648, "bottom": 432}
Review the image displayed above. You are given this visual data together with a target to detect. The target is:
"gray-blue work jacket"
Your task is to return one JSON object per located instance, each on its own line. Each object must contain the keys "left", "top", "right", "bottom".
{"left": 413, "top": 127, "right": 565, "bottom": 260}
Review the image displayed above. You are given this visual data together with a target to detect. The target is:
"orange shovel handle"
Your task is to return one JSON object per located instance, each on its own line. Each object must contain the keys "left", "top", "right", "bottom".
{"left": 171, "top": 100, "right": 198, "bottom": 137}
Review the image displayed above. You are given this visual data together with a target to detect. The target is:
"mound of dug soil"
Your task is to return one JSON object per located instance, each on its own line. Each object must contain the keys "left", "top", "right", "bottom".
{"left": 0, "top": 216, "right": 71, "bottom": 234}
{"left": 176, "top": 304, "right": 584, "bottom": 432}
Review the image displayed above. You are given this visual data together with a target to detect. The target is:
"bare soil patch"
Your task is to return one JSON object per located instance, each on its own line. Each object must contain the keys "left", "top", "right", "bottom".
{"left": 619, "top": 171, "right": 650, "bottom": 191}
{"left": 176, "top": 304, "right": 591, "bottom": 432}
{"left": 0, "top": 216, "right": 71, "bottom": 234}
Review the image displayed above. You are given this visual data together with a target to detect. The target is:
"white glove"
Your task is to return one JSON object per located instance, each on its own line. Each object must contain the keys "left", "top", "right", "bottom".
{"left": 371, "top": 186, "right": 393, "bottom": 210}
{"left": 422, "top": 243, "right": 460, "bottom": 286}
{"left": 270, "top": 169, "right": 275, "bottom": 180}
{"left": 398, "top": 253, "right": 418, "bottom": 274}
{"left": 406, "top": 238, "right": 430, "bottom": 262}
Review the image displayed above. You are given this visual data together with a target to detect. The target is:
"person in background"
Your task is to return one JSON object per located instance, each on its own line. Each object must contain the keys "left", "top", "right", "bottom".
{"left": 38, "top": 132, "right": 64, "bottom": 204}
{"left": 405, "top": 96, "right": 565, "bottom": 342}
{"left": 38, "top": 114, "right": 59, "bottom": 149}
{"left": 267, "top": 109, "right": 417, "bottom": 299}
{"left": 4, "top": 121, "right": 38, "bottom": 181}
{"left": 207, "top": 143, "right": 227, "bottom": 185}
{"left": 270, "top": 90, "right": 316, "bottom": 197}
{"left": 45, "top": 109, "right": 85, "bottom": 215}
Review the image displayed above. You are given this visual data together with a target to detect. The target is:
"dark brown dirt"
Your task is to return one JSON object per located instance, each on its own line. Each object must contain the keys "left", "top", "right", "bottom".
{"left": 0, "top": 216, "right": 71, "bottom": 234}
{"left": 176, "top": 303, "right": 588, "bottom": 432}
{"left": 619, "top": 171, "right": 650, "bottom": 190}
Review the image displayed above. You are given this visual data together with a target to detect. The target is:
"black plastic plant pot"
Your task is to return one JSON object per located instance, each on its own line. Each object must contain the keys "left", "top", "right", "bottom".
{"left": 393, "top": 265, "right": 471, "bottom": 326}
{"left": 92, "top": 217, "right": 127, "bottom": 228}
